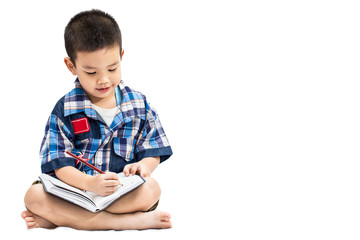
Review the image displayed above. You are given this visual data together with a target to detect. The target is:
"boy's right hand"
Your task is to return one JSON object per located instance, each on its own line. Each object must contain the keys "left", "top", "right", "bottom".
{"left": 87, "top": 172, "right": 121, "bottom": 196}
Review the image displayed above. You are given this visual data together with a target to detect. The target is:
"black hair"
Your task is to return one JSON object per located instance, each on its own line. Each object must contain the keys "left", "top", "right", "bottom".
{"left": 64, "top": 9, "right": 122, "bottom": 66}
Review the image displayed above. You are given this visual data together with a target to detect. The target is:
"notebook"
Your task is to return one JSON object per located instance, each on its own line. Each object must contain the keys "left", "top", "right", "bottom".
{"left": 39, "top": 172, "right": 145, "bottom": 213}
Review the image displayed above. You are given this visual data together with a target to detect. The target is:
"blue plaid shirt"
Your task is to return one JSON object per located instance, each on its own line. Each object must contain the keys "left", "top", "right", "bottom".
{"left": 40, "top": 79, "right": 172, "bottom": 175}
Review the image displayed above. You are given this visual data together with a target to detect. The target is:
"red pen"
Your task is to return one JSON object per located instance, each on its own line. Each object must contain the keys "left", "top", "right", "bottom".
{"left": 66, "top": 151, "right": 105, "bottom": 174}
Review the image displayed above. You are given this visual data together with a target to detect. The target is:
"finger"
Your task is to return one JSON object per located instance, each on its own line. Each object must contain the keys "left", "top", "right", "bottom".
{"left": 142, "top": 171, "right": 150, "bottom": 178}
{"left": 139, "top": 168, "right": 147, "bottom": 178}
{"left": 105, "top": 185, "right": 119, "bottom": 194}
{"left": 128, "top": 165, "right": 137, "bottom": 176}
{"left": 130, "top": 164, "right": 139, "bottom": 176}
{"left": 104, "top": 180, "right": 121, "bottom": 187}
{"left": 102, "top": 192, "right": 111, "bottom": 196}
{"left": 103, "top": 172, "right": 119, "bottom": 180}
{"left": 123, "top": 165, "right": 131, "bottom": 176}
{"left": 105, "top": 186, "right": 118, "bottom": 193}
{"left": 105, "top": 190, "right": 115, "bottom": 196}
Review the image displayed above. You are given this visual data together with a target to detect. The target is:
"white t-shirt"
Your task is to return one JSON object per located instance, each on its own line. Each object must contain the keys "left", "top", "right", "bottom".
{"left": 92, "top": 104, "right": 118, "bottom": 127}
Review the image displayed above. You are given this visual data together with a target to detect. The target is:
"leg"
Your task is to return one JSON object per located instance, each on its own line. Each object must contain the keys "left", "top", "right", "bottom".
{"left": 105, "top": 176, "right": 161, "bottom": 214}
{"left": 21, "top": 209, "right": 57, "bottom": 229}
{"left": 22, "top": 184, "right": 58, "bottom": 229}
{"left": 22, "top": 182, "right": 171, "bottom": 230}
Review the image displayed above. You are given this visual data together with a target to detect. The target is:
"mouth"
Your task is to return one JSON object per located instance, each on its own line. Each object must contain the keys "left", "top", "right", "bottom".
{"left": 96, "top": 87, "right": 111, "bottom": 93}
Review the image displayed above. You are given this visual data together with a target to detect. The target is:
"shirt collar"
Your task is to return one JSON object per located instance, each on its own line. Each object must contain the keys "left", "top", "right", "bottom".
{"left": 117, "top": 83, "right": 147, "bottom": 122}
{"left": 64, "top": 78, "right": 97, "bottom": 118}
{"left": 64, "top": 78, "right": 146, "bottom": 122}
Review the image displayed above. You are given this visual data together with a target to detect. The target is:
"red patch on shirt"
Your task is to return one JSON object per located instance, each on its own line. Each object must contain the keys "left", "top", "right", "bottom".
{"left": 71, "top": 117, "right": 90, "bottom": 134}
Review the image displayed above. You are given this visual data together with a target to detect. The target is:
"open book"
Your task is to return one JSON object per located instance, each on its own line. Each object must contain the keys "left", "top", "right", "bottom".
{"left": 39, "top": 173, "right": 146, "bottom": 213}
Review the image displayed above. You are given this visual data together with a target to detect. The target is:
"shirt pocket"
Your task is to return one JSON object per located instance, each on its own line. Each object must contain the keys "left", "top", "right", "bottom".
{"left": 113, "top": 137, "right": 137, "bottom": 162}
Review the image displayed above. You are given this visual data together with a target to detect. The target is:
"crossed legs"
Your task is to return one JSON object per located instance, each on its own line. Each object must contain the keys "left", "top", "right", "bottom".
{"left": 21, "top": 177, "right": 172, "bottom": 230}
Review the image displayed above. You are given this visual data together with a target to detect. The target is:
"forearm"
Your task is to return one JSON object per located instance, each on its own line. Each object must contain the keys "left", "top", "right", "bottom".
{"left": 138, "top": 156, "right": 160, "bottom": 173}
{"left": 55, "top": 166, "right": 93, "bottom": 191}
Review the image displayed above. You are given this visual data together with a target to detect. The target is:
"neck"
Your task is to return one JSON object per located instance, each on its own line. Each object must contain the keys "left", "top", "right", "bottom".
{"left": 89, "top": 95, "right": 117, "bottom": 109}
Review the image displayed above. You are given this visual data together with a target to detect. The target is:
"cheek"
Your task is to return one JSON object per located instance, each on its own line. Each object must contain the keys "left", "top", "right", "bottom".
{"left": 111, "top": 72, "right": 122, "bottom": 84}
{"left": 78, "top": 76, "right": 94, "bottom": 90}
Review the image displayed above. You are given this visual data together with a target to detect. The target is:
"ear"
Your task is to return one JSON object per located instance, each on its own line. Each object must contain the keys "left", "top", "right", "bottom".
{"left": 121, "top": 49, "right": 125, "bottom": 59}
{"left": 64, "top": 57, "right": 77, "bottom": 76}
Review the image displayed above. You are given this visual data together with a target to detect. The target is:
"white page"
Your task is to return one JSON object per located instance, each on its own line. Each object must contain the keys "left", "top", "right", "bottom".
{"left": 39, "top": 173, "right": 97, "bottom": 212}
{"left": 40, "top": 173, "right": 90, "bottom": 199}
{"left": 40, "top": 172, "right": 145, "bottom": 212}
{"left": 86, "top": 173, "right": 145, "bottom": 209}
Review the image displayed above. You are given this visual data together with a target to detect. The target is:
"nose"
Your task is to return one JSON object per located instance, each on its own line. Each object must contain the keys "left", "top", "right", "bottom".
{"left": 96, "top": 73, "right": 110, "bottom": 86}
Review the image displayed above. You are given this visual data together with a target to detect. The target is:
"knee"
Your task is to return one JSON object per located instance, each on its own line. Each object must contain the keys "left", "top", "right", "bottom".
{"left": 24, "top": 184, "right": 46, "bottom": 211}
{"left": 141, "top": 177, "right": 161, "bottom": 210}
{"left": 144, "top": 177, "right": 161, "bottom": 199}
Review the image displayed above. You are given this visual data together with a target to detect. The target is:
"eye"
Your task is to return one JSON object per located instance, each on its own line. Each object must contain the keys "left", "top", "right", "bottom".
{"left": 85, "top": 71, "right": 96, "bottom": 75}
{"left": 109, "top": 67, "right": 117, "bottom": 72}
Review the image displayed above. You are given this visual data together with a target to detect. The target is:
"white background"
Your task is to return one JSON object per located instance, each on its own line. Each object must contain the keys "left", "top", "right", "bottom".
{"left": 0, "top": 0, "right": 360, "bottom": 239}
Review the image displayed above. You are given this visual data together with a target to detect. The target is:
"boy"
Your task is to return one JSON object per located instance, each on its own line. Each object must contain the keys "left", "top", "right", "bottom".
{"left": 21, "top": 9, "right": 173, "bottom": 230}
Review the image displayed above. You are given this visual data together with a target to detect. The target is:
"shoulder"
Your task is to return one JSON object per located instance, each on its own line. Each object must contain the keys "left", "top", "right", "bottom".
{"left": 51, "top": 95, "right": 66, "bottom": 118}
{"left": 50, "top": 83, "right": 85, "bottom": 123}
{"left": 50, "top": 83, "right": 84, "bottom": 118}
{"left": 48, "top": 95, "right": 75, "bottom": 132}
{"left": 119, "top": 83, "right": 152, "bottom": 120}
{"left": 120, "top": 84, "right": 147, "bottom": 102}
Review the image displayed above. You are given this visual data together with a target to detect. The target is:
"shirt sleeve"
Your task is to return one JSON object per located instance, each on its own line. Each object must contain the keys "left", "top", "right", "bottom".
{"left": 134, "top": 102, "right": 173, "bottom": 163}
{"left": 40, "top": 114, "right": 76, "bottom": 174}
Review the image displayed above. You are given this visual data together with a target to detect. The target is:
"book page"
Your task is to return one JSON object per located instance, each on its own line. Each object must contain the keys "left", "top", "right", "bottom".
{"left": 39, "top": 172, "right": 145, "bottom": 212}
{"left": 86, "top": 173, "right": 145, "bottom": 210}
{"left": 41, "top": 174, "right": 94, "bottom": 205}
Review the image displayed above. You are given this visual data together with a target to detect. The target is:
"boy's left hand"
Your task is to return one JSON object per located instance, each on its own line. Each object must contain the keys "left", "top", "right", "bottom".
{"left": 123, "top": 163, "right": 151, "bottom": 178}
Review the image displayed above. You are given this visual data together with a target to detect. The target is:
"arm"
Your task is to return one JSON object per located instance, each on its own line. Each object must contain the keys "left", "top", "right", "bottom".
{"left": 123, "top": 103, "right": 171, "bottom": 177}
{"left": 123, "top": 156, "right": 160, "bottom": 178}
{"left": 55, "top": 166, "right": 121, "bottom": 196}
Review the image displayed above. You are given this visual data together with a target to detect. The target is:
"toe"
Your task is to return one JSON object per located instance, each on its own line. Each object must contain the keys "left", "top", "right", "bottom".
{"left": 162, "top": 220, "right": 172, "bottom": 229}
{"left": 21, "top": 211, "right": 28, "bottom": 219}
{"left": 26, "top": 221, "right": 36, "bottom": 229}
{"left": 161, "top": 212, "right": 171, "bottom": 222}
{"left": 25, "top": 217, "right": 34, "bottom": 222}
{"left": 21, "top": 210, "right": 33, "bottom": 219}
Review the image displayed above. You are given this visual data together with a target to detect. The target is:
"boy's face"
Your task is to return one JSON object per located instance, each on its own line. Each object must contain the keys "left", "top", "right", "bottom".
{"left": 64, "top": 45, "right": 123, "bottom": 108}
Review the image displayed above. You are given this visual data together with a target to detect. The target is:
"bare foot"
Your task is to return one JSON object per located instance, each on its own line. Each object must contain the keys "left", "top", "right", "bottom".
{"left": 21, "top": 209, "right": 171, "bottom": 230}
{"left": 21, "top": 210, "right": 57, "bottom": 229}
{"left": 129, "top": 210, "right": 172, "bottom": 230}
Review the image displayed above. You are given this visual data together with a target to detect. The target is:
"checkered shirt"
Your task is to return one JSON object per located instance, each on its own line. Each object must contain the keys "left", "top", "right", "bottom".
{"left": 40, "top": 79, "right": 172, "bottom": 175}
